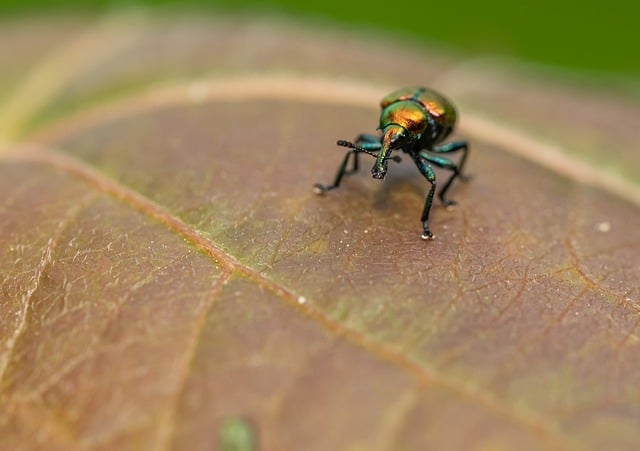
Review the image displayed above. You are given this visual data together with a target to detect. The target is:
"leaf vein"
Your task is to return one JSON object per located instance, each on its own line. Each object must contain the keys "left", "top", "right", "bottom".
{"left": 155, "top": 268, "right": 233, "bottom": 451}
{"left": 0, "top": 194, "right": 92, "bottom": 386}
{"left": 8, "top": 146, "right": 584, "bottom": 451}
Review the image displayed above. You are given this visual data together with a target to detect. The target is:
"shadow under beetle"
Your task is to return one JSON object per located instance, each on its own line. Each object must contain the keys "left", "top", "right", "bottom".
{"left": 314, "top": 86, "right": 470, "bottom": 240}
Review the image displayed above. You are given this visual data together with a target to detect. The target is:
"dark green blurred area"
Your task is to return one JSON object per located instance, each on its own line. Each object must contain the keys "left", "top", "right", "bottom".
{"left": 1, "top": 0, "right": 638, "bottom": 79}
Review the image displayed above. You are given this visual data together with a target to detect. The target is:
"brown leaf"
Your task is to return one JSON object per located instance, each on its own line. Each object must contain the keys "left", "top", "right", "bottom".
{"left": 1, "top": 13, "right": 639, "bottom": 451}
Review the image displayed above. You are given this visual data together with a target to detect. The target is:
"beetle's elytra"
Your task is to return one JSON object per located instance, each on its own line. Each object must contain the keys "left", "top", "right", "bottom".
{"left": 314, "top": 86, "right": 470, "bottom": 240}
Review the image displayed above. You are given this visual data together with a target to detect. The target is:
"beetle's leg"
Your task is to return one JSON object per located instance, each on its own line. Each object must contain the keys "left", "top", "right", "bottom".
{"left": 419, "top": 152, "right": 460, "bottom": 207}
{"left": 355, "top": 134, "right": 381, "bottom": 145}
{"left": 412, "top": 155, "right": 437, "bottom": 240}
{"left": 314, "top": 135, "right": 389, "bottom": 194}
{"left": 313, "top": 150, "right": 360, "bottom": 194}
{"left": 431, "top": 141, "right": 470, "bottom": 181}
{"left": 350, "top": 134, "right": 382, "bottom": 173}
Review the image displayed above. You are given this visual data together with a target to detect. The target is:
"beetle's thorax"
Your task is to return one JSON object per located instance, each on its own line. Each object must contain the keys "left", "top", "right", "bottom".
{"left": 379, "top": 99, "right": 428, "bottom": 140}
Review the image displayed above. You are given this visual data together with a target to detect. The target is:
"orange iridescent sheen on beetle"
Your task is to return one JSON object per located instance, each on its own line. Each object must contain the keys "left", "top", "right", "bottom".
{"left": 314, "top": 86, "right": 470, "bottom": 240}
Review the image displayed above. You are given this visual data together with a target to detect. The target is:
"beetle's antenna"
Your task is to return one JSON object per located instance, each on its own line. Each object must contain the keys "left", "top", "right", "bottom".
{"left": 336, "top": 140, "right": 401, "bottom": 163}
{"left": 336, "top": 140, "right": 372, "bottom": 155}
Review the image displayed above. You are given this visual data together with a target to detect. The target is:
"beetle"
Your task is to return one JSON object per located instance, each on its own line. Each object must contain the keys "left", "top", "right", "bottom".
{"left": 313, "top": 86, "right": 470, "bottom": 240}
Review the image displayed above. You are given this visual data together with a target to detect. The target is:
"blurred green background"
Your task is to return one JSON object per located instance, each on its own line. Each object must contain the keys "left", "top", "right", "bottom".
{"left": 1, "top": 0, "right": 638, "bottom": 79}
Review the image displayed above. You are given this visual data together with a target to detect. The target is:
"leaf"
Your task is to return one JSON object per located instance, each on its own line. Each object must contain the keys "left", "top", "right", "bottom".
{"left": 1, "top": 13, "right": 640, "bottom": 451}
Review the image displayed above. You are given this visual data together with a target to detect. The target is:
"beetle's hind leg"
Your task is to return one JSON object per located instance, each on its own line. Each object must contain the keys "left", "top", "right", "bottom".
{"left": 313, "top": 134, "right": 382, "bottom": 194}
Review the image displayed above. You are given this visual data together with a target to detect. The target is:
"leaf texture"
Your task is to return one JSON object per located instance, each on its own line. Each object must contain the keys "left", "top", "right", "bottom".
{"left": 1, "top": 13, "right": 639, "bottom": 451}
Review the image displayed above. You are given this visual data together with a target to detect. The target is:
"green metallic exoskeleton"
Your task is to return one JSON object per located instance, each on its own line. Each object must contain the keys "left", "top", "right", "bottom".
{"left": 314, "top": 86, "right": 470, "bottom": 240}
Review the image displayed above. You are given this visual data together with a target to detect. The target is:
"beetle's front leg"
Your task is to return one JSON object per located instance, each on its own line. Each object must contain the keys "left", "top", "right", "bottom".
{"left": 413, "top": 155, "right": 437, "bottom": 240}
{"left": 313, "top": 150, "right": 358, "bottom": 194}
{"left": 347, "top": 134, "right": 382, "bottom": 174}
{"left": 431, "top": 141, "right": 470, "bottom": 181}
{"left": 419, "top": 152, "right": 459, "bottom": 207}
{"left": 314, "top": 135, "right": 383, "bottom": 194}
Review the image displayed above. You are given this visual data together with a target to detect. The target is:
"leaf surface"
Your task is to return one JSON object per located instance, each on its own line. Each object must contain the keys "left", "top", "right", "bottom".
{"left": 1, "top": 14, "right": 639, "bottom": 451}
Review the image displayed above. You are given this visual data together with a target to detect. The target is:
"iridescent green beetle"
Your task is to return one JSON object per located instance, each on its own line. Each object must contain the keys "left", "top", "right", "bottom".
{"left": 314, "top": 86, "right": 470, "bottom": 240}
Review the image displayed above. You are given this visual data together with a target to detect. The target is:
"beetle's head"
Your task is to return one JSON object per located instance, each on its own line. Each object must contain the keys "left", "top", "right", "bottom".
{"left": 371, "top": 124, "right": 407, "bottom": 180}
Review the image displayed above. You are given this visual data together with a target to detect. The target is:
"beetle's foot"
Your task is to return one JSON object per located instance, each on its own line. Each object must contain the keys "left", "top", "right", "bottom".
{"left": 313, "top": 183, "right": 328, "bottom": 195}
{"left": 421, "top": 226, "right": 434, "bottom": 240}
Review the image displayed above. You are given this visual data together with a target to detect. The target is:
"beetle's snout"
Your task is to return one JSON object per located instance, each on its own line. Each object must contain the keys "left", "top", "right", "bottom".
{"left": 371, "top": 166, "right": 387, "bottom": 180}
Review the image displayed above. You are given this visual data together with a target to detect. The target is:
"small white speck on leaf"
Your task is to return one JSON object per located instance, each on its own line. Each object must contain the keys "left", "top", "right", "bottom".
{"left": 248, "top": 356, "right": 262, "bottom": 366}
{"left": 596, "top": 221, "right": 611, "bottom": 232}
{"left": 297, "top": 296, "right": 306, "bottom": 304}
